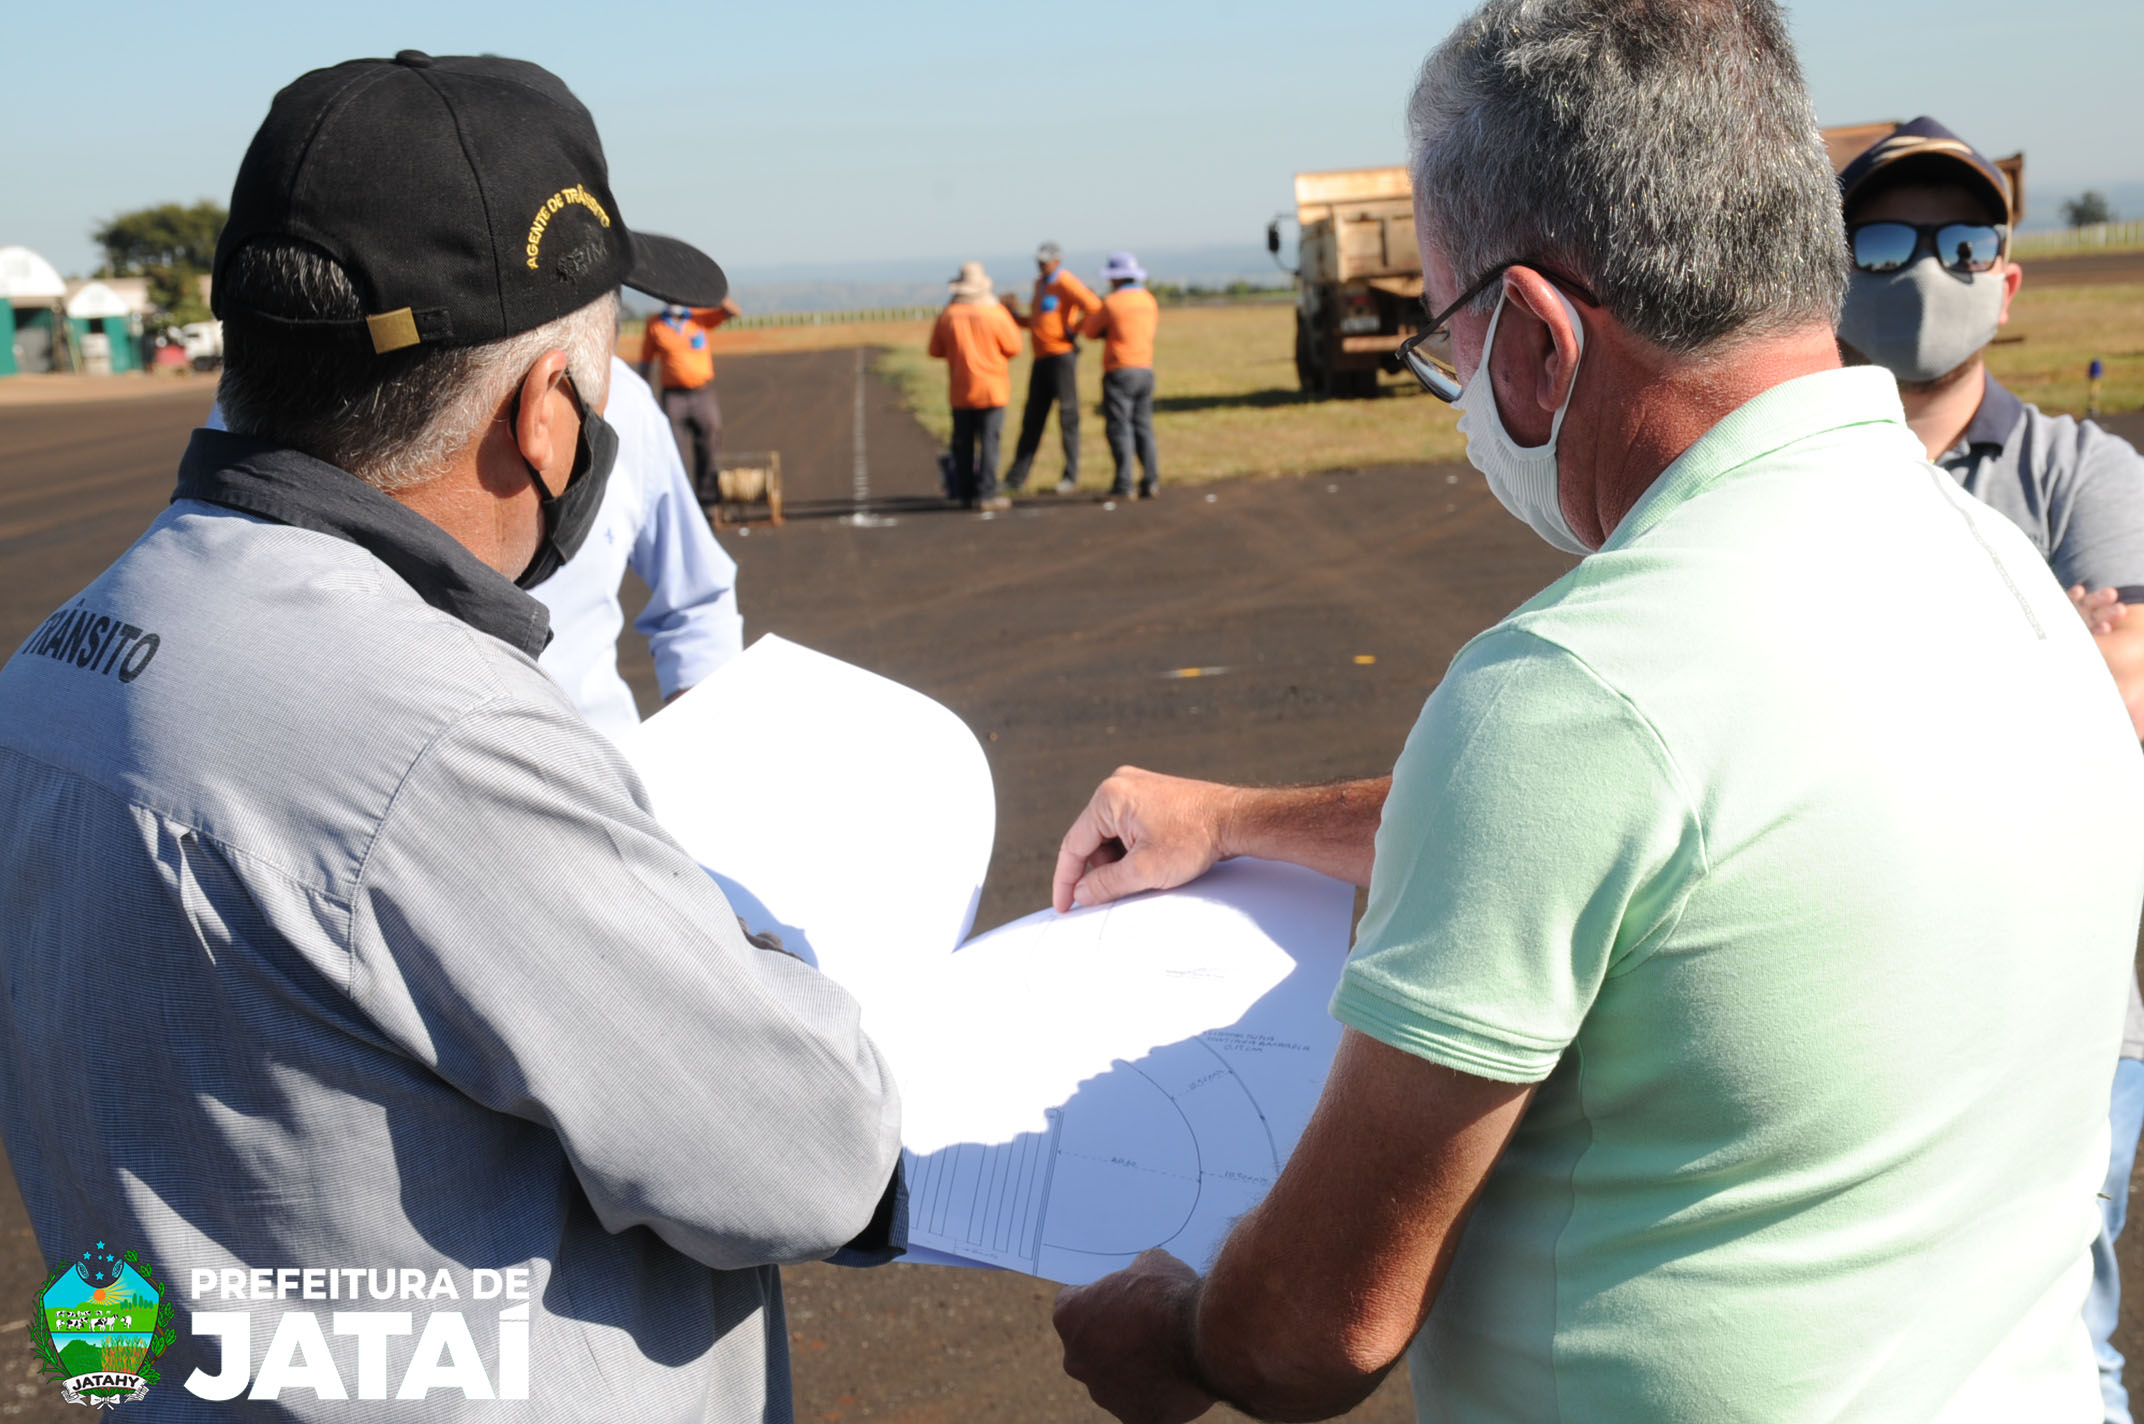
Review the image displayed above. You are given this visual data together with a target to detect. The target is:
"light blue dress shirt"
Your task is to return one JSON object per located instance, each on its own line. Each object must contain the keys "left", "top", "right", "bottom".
{"left": 536, "top": 357, "right": 743, "bottom": 738}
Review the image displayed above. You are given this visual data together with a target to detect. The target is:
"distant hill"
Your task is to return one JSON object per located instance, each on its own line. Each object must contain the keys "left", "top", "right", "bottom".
{"left": 676, "top": 243, "right": 1293, "bottom": 317}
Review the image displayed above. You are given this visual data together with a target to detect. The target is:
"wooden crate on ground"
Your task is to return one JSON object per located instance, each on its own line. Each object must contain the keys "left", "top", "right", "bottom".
{"left": 710, "top": 451, "right": 783, "bottom": 527}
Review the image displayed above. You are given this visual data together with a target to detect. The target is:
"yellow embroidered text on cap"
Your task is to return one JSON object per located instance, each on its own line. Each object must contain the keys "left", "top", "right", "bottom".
{"left": 525, "top": 185, "right": 612, "bottom": 271}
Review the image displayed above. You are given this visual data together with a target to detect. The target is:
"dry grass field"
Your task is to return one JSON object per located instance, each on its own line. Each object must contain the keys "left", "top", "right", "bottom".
{"left": 630, "top": 271, "right": 2144, "bottom": 488}
{"left": 868, "top": 305, "right": 1465, "bottom": 489}
{"left": 1984, "top": 281, "right": 2144, "bottom": 417}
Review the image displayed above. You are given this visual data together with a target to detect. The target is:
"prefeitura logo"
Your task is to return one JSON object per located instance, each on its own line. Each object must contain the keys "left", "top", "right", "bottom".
{"left": 30, "top": 1243, "right": 174, "bottom": 1409}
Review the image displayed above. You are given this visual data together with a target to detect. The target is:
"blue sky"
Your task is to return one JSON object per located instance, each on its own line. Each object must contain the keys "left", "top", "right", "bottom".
{"left": 5, "top": 0, "right": 2137, "bottom": 282}
{"left": 43, "top": 1259, "right": 155, "bottom": 1311}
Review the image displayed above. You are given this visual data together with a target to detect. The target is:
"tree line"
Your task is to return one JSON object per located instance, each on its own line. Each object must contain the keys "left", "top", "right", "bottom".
{"left": 90, "top": 202, "right": 224, "bottom": 331}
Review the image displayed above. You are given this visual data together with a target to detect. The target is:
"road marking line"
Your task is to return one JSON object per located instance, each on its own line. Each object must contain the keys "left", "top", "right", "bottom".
{"left": 1164, "top": 667, "right": 1230, "bottom": 679}
{"left": 852, "top": 347, "right": 868, "bottom": 507}
{"left": 845, "top": 347, "right": 896, "bottom": 527}
{"left": 1353, "top": 654, "right": 1376, "bottom": 665}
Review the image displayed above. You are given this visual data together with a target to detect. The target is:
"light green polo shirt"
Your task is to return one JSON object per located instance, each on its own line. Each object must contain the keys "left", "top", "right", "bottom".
{"left": 1333, "top": 368, "right": 2144, "bottom": 1423}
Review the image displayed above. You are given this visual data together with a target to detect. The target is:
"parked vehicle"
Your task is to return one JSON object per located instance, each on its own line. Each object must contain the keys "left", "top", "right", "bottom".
{"left": 178, "top": 320, "right": 223, "bottom": 372}
{"left": 1267, "top": 167, "right": 1435, "bottom": 400}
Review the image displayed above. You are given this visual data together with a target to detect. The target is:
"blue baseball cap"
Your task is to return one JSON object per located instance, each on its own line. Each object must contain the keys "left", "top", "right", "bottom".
{"left": 1838, "top": 116, "right": 2014, "bottom": 223}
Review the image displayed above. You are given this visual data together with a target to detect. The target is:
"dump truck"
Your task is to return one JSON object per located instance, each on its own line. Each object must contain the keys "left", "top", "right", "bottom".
{"left": 1267, "top": 166, "right": 1424, "bottom": 399}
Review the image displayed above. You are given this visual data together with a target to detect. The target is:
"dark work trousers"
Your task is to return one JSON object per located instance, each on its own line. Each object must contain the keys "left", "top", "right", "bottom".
{"left": 661, "top": 383, "right": 724, "bottom": 504}
{"left": 1004, "top": 351, "right": 1080, "bottom": 490}
{"left": 1101, "top": 366, "right": 1158, "bottom": 495}
{"left": 950, "top": 405, "right": 1006, "bottom": 505}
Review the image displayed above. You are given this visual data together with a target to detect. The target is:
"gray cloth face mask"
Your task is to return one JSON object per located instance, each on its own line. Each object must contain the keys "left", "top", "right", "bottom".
{"left": 1837, "top": 258, "right": 2005, "bottom": 384}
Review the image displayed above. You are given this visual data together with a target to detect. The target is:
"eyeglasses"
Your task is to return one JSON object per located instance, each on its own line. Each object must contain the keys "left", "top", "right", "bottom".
{"left": 1395, "top": 259, "right": 1601, "bottom": 402}
{"left": 1847, "top": 221, "right": 2009, "bottom": 276}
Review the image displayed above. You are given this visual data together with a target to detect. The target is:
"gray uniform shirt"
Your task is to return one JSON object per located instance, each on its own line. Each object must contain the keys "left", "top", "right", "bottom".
{"left": 1941, "top": 373, "right": 2144, "bottom": 1059}
{"left": 0, "top": 432, "right": 903, "bottom": 1420}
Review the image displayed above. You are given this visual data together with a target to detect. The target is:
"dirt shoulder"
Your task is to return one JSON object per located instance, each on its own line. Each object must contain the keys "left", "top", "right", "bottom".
{"left": 0, "top": 372, "right": 218, "bottom": 409}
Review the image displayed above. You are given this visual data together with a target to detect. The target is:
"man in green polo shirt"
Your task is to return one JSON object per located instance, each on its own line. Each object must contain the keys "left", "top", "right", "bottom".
{"left": 1044, "top": 1, "right": 2144, "bottom": 1421}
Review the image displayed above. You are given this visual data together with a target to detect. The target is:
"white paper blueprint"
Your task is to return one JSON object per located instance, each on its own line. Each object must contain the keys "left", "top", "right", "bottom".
{"left": 619, "top": 634, "right": 996, "bottom": 1019}
{"left": 883, "top": 858, "right": 1354, "bottom": 1284}
{"left": 621, "top": 636, "right": 1357, "bottom": 1285}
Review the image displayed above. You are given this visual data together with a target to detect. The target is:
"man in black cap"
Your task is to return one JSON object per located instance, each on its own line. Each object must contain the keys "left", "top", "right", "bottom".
{"left": 0, "top": 52, "right": 901, "bottom": 1420}
{"left": 1840, "top": 116, "right": 2144, "bottom": 1424}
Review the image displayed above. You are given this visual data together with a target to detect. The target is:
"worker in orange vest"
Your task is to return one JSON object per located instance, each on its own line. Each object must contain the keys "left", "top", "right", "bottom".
{"left": 1083, "top": 251, "right": 1161, "bottom": 498}
{"left": 1002, "top": 241, "right": 1103, "bottom": 495}
{"left": 927, "top": 263, "right": 1024, "bottom": 512}
{"left": 640, "top": 297, "right": 741, "bottom": 506}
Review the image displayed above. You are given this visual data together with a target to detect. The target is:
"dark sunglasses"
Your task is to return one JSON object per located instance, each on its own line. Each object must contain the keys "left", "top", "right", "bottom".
{"left": 1395, "top": 260, "right": 1600, "bottom": 402}
{"left": 1848, "top": 221, "right": 2009, "bottom": 276}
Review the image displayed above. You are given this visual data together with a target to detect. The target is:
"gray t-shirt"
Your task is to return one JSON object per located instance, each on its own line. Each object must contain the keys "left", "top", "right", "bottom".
{"left": 1941, "top": 373, "right": 2144, "bottom": 1059}
{"left": 0, "top": 432, "right": 903, "bottom": 1420}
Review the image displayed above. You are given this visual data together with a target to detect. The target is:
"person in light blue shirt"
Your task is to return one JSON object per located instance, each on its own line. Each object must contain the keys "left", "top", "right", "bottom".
{"left": 210, "top": 353, "right": 742, "bottom": 740}
{"left": 534, "top": 354, "right": 743, "bottom": 739}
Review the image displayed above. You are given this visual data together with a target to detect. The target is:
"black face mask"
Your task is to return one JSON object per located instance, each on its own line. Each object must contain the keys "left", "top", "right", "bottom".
{"left": 513, "top": 375, "right": 620, "bottom": 590}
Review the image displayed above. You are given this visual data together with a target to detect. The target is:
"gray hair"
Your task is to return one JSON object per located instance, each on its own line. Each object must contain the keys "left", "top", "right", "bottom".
{"left": 217, "top": 241, "right": 616, "bottom": 490}
{"left": 1408, "top": 0, "right": 1845, "bottom": 354}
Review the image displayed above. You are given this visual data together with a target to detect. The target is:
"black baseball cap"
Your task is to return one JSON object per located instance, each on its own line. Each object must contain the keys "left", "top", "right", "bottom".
{"left": 213, "top": 50, "right": 727, "bottom": 355}
{"left": 1837, "top": 116, "right": 2015, "bottom": 223}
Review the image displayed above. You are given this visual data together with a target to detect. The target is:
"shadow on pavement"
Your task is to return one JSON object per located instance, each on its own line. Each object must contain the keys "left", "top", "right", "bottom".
{"left": 1153, "top": 388, "right": 1308, "bottom": 413}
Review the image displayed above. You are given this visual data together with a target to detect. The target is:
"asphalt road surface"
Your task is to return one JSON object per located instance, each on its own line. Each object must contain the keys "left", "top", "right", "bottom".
{"left": 0, "top": 363, "right": 2141, "bottom": 1421}
{"left": 2012, "top": 248, "right": 2144, "bottom": 289}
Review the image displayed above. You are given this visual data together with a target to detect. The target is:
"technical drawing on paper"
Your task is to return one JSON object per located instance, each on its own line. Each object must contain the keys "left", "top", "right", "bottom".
{"left": 906, "top": 1024, "right": 1336, "bottom": 1285}
{"left": 620, "top": 642, "right": 1355, "bottom": 1287}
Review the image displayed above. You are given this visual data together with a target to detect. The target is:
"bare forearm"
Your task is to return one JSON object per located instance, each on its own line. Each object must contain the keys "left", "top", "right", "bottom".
{"left": 1190, "top": 1041, "right": 1532, "bottom": 1419}
{"left": 1189, "top": 1231, "right": 1391, "bottom": 1422}
{"left": 1218, "top": 778, "right": 1391, "bottom": 887}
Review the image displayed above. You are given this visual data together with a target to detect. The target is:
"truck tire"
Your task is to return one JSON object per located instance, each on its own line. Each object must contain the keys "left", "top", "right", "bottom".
{"left": 1330, "top": 367, "right": 1380, "bottom": 400}
{"left": 1294, "top": 314, "right": 1324, "bottom": 397}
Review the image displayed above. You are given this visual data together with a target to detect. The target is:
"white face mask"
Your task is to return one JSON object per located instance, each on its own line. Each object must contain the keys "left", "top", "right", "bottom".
{"left": 1453, "top": 287, "right": 1592, "bottom": 556}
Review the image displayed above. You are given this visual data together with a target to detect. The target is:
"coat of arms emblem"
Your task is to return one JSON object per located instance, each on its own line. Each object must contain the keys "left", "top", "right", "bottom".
{"left": 30, "top": 1244, "right": 173, "bottom": 1409}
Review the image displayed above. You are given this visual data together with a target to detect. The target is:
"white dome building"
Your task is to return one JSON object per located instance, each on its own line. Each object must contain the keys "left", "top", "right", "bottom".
{"left": 63, "top": 280, "right": 144, "bottom": 374}
{"left": 0, "top": 245, "right": 69, "bottom": 375}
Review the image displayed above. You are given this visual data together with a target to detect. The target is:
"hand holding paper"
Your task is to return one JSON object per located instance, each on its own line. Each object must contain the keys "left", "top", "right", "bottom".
{"left": 621, "top": 637, "right": 1355, "bottom": 1284}
{"left": 1052, "top": 766, "right": 1246, "bottom": 912}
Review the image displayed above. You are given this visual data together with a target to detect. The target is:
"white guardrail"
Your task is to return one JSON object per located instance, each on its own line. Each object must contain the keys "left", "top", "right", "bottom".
{"left": 2013, "top": 221, "right": 2144, "bottom": 257}
{"left": 726, "top": 306, "right": 941, "bottom": 330}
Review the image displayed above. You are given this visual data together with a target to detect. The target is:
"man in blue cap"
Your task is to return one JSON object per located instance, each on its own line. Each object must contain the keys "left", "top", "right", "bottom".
{"left": 1841, "top": 115, "right": 2144, "bottom": 1424}
{"left": 1083, "top": 251, "right": 1160, "bottom": 498}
